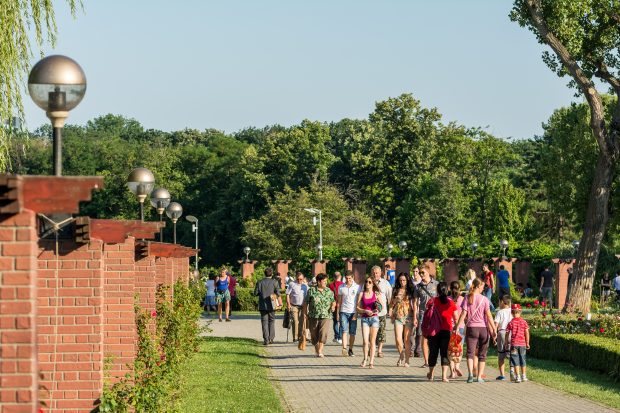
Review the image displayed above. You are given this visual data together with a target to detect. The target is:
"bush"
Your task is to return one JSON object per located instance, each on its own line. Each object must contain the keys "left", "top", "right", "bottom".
{"left": 235, "top": 287, "right": 287, "bottom": 311}
{"left": 529, "top": 333, "right": 620, "bottom": 380}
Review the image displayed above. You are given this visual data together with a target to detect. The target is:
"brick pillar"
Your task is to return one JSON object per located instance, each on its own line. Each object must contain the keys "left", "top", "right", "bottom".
{"left": 342, "top": 258, "right": 354, "bottom": 275}
{"left": 272, "top": 260, "right": 292, "bottom": 289}
{"left": 514, "top": 259, "right": 531, "bottom": 287}
{"left": 102, "top": 237, "right": 136, "bottom": 381}
{"left": 441, "top": 259, "right": 459, "bottom": 283}
{"left": 309, "top": 260, "right": 329, "bottom": 277}
{"left": 135, "top": 255, "right": 157, "bottom": 316}
{"left": 395, "top": 258, "right": 411, "bottom": 276}
{"left": 37, "top": 238, "right": 104, "bottom": 412}
{"left": 238, "top": 260, "right": 258, "bottom": 280}
{"left": 420, "top": 259, "right": 438, "bottom": 279}
{"left": 342, "top": 258, "right": 367, "bottom": 285}
{"left": 553, "top": 259, "right": 575, "bottom": 310}
{"left": 0, "top": 211, "right": 38, "bottom": 413}
{"left": 467, "top": 259, "right": 484, "bottom": 277}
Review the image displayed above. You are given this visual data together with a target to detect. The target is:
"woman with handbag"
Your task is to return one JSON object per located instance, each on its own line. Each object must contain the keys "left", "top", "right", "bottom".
{"left": 389, "top": 273, "right": 415, "bottom": 367}
{"left": 356, "top": 276, "right": 384, "bottom": 369}
{"left": 454, "top": 278, "right": 497, "bottom": 383}
{"left": 425, "top": 282, "right": 458, "bottom": 382}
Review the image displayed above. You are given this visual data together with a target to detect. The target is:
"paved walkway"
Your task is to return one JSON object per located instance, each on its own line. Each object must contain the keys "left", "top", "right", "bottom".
{"left": 202, "top": 314, "right": 617, "bottom": 413}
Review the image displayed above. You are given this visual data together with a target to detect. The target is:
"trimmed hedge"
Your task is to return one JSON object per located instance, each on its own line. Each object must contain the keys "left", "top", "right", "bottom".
{"left": 234, "top": 287, "right": 287, "bottom": 311}
{"left": 529, "top": 333, "right": 620, "bottom": 380}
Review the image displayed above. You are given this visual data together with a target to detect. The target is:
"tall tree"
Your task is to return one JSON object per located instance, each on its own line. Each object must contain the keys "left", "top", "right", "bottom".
{"left": 512, "top": 0, "right": 620, "bottom": 312}
{"left": 0, "top": 0, "right": 80, "bottom": 171}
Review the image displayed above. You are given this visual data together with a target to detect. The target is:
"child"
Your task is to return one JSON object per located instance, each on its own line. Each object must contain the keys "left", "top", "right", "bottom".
{"left": 494, "top": 295, "right": 513, "bottom": 381}
{"left": 504, "top": 303, "right": 530, "bottom": 383}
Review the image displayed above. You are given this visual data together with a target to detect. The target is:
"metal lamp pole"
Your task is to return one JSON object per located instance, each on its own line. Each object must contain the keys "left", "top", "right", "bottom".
{"left": 304, "top": 208, "right": 323, "bottom": 261}
{"left": 186, "top": 215, "right": 199, "bottom": 271}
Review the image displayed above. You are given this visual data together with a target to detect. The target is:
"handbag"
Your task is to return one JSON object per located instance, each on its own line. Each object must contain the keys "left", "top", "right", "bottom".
{"left": 282, "top": 308, "right": 291, "bottom": 329}
{"left": 270, "top": 293, "right": 282, "bottom": 311}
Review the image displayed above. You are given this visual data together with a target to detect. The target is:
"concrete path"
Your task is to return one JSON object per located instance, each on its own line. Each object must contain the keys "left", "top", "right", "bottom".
{"left": 202, "top": 314, "right": 617, "bottom": 413}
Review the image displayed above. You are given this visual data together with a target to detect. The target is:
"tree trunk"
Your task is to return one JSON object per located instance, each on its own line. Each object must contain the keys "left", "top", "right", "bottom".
{"left": 566, "top": 150, "right": 616, "bottom": 313}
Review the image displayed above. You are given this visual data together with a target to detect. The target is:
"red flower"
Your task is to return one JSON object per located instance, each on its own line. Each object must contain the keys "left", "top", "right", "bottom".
{"left": 39, "top": 409, "right": 45, "bottom": 413}
{"left": 541, "top": 301, "right": 547, "bottom": 307}
{"left": 526, "top": 303, "right": 532, "bottom": 308}
{"left": 151, "top": 311, "right": 157, "bottom": 317}
{"left": 541, "top": 312, "right": 547, "bottom": 318}
{"left": 533, "top": 299, "right": 540, "bottom": 306}
{"left": 599, "top": 328, "right": 605, "bottom": 333}
{"left": 577, "top": 317, "right": 583, "bottom": 321}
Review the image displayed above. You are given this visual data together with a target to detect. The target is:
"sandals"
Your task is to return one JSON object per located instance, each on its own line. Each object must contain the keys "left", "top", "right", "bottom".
{"left": 396, "top": 351, "right": 405, "bottom": 366}
{"left": 377, "top": 352, "right": 384, "bottom": 358}
{"left": 369, "top": 362, "right": 374, "bottom": 369}
{"left": 426, "top": 372, "right": 434, "bottom": 381}
{"left": 360, "top": 358, "right": 368, "bottom": 368}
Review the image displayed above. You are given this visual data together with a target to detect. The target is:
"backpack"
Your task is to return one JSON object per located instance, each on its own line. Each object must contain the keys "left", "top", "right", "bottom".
{"left": 421, "top": 298, "right": 442, "bottom": 338}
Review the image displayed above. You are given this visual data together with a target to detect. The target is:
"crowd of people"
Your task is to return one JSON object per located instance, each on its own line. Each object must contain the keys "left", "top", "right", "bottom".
{"left": 247, "top": 264, "right": 531, "bottom": 384}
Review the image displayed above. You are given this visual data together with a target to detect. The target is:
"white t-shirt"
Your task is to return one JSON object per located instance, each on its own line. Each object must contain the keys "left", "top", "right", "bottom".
{"left": 377, "top": 278, "right": 392, "bottom": 317}
{"left": 338, "top": 283, "right": 360, "bottom": 314}
{"left": 494, "top": 308, "right": 513, "bottom": 330}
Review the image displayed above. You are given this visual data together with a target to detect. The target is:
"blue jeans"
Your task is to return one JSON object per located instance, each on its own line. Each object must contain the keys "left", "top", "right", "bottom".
{"left": 484, "top": 287, "right": 495, "bottom": 311}
{"left": 339, "top": 312, "right": 357, "bottom": 336}
{"left": 332, "top": 311, "right": 341, "bottom": 340}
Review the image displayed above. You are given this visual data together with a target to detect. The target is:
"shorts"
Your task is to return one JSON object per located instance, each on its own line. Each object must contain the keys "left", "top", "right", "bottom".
{"left": 496, "top": 329, "right": 508, "bottom": 362}
{"left": 510, "top": 346, "right": 527, "bottom": 367}
{"left": 309, "top": 318, "right": 329, "bottom": 345}
{"left": 339, "top": 312, "right": 358, "bottom": 336}
{"left": 361, "top": 316, "right": 380, "bottom": 328}
{"left": 215, "top": 289, "right": 231, "bottom": 304}
{"left": 465, "top": 326, "right": 490, "bottom": 361}
{"left": 394, "top": 316, "right": 414, "bottom": 329}
{"left": 376, "top": 316, "right": 387, "bottom": 343}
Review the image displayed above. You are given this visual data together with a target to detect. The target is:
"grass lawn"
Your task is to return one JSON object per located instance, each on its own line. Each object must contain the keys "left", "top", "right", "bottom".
{"left": 485, "top": 348, "right": 620, "bottom": 410}
{"left": 179, "top": 337, "right": 284, "bottom": 413}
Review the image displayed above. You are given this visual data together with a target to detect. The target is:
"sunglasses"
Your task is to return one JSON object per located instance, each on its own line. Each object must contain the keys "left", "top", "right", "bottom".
{"left": 365, "top": 281, "right": 373, "bottom": 284}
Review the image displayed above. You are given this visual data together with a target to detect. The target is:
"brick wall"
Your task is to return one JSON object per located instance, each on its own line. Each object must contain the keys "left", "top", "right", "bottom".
{"left": 102, "top": 238, "right": 136, "bottom": 381}
{"left": 135, "top": 255, "right": 157, "bottom": 316}
{"left": 37, "top": 238, "right": 104, "bottom": 412}
{"left": 0, "top": 211, "right": 38, "bottom": 413}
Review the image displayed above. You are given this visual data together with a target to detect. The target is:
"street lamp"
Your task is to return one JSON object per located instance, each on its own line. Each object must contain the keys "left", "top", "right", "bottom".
{"left": 166, "top": 202, "right": 183, "bottom": 244}
{"left": 471, "top": 242, "right": 479, "bottom": 257}
{"left": 186, "top": 215, "right": 199, "bottom": 271}
{"left": 150, "top": 188, "right": 171, "bottom": 241}
{"left": 28, "top": 55, "right": 86, "bottom": 176}
{"left": 572, "top": 240, "right": 580, "bottom": 256}
{"left": 304, "top": 208, "right": 323, "bottom": 260}
{"left": 243, "top": 246, "right": 251, "bottom": 262}
{"left": 398, "top": 240, "right": 407, "bottom": 257}
{"left": 127, "top": 168, "right": 155, "bottom": 221}
{"left": 386, "top": 243, "right": 394, "bottom": 258}
{"left": 500, "top": 239, "right": 509, "bottom": 259}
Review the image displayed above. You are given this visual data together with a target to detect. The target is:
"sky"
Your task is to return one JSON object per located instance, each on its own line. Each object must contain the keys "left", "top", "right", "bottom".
{"left": 23, "top": 0, "right": 579, "bottom": 139}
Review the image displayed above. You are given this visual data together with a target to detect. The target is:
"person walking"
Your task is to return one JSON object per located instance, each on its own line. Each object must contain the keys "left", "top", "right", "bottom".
{"left": 454, "top": 278, "right": 497, "bottom": 383}
{"left": 357, "top": 276, "right": 384, "bottom": 368}
{"left": 390, "top": 272, "right": 415, "bottom": 367}
{"left": 539, "top": 266, "right": 554, "bottom": 307}
{"left": 286, "top": 272, "right": 308, "bottom": 343}
{"left": 464, "top": 268, "right": 477, "bottom": 292}
{"left": 329, "top": 272, "right": 344, "bottom": 344}
{"left": 372, "top": 266, "right": 392, "bottom": 358}
{"left": 449, "top": 280, "right": 464, "bottom": 379}
{"left": 496, "top": 265, "right": 510, "bottom": 299}
{"left": 505, "top": 304, "right": 530, "bottom": 382}
{"left": 337, "top": 270, "right": 360, "bottom": 357}
{"left": 254, "top": 268, "right": 281, "bottom": 345}
{"left": 204, "top": 274, "right": 216, "bottom": 315}
{"left": 482, "top": 263, "right": 496, "bottom": 311}
{"left": 494, "top": 295, "right": 513, "bottom": 381}
{"left": 304, "top": 273, "right": 336, "bottom": 358}
{"left": 215, "top": 268, "right": 232, "bottom": 322}
{"left": 614, "top": 272, "right": 620, "bottom": 303}
{"left": 425, "top": 282, "right": 458, "bottom": 382}
{"left": 600, "top": 272, "right": 611, "bottom": 304}
{"left": 413, "top": 267, "right": 438, "bottom": 367}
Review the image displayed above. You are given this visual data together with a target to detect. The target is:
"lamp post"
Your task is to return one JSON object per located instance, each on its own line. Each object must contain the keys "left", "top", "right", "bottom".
{"left": 303, "top": 208, "right": 323, "bottom": 260}
{"left": 127, "top": 168, "right": 155, "bottom": 221}
{"left": 243, "top": 246, "right": 251, "bottom": 262}
{"left": 500, "top": 239, "right": 509, "bottom": 259}
{"left": 471, "top": 242, "right": 479, "bottom": 257}
{"left": 166, "top": 202, "right": 183, "bottom": 244}
{"left": 28, "top": 55, "right": 87, "bottom": 176}
{"left": 186, "top": 215, "right": 199, "bottom": 271}
{"left": 150, "top": 188, "right": 171, "bottom": 241}
{"left": 572, "top": 240, "right": 580, "bottom": 257}
{"left": 398, "top": 240, "right": 407, "bottom": 257}
{"left": 386, "top": 243, "right": 394, "bottom": 259}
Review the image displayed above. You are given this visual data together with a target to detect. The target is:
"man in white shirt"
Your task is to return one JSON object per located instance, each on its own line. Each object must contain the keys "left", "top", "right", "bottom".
{"left": 337, "top": 271, "right": 360, "bottom": 357}
{"left": 372, "top": 265, "right": 392, "bottom": 358}
{"left": 286, "top": 271, "right": 308, "bottom": 343}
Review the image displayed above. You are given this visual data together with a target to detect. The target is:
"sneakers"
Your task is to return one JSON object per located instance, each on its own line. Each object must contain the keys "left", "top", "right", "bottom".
{"left": 337, "top": 339, "right": 343, "bottom": 344}
{"left": 348, "top": 349, "right": 355, "bottom": 357}
{"left": 496, "top": 376, "right": 505, "bottom": 381}
{"left": 521, "top": 375, "right": 528, "bottom": 382}
{"left": 467, "top": 375, "right": 474, "bottom": 383}
{"left": 515, "top": 376, "right": 522, "bottom": 383}
{"left": 332, "top": 339, "right": 339, "bottom": 343}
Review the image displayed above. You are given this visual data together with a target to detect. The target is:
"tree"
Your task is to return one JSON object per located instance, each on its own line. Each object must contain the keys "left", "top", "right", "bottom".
{"left": 512, "top": 0, "right": 620, "bottom": 312}
{"left": 0, "top": 0, "right": 80, "bottom": 171}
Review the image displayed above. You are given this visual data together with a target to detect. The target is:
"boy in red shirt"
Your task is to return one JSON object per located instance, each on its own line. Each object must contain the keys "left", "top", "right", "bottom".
{"left": 504, "top": 304, "right": 530, "bottom": 383}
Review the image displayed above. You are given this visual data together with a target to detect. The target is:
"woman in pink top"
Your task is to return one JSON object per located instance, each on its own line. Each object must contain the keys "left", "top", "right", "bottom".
{"left": 454, "top": 278, "right": 497, "bottom": 383}
{"left": 356, "top": 276, "right": 383, "bottom": 369}
{"left": 448, "top": 281, "right": 464, "bottom": 379}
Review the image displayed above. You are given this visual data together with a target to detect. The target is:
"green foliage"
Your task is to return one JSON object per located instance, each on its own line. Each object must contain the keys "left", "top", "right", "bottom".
{"left": 529, "top": 333, "right": 620, "bottom": 380}
{"left": 98, "top": 281, "right": 206, "bottom": 412}
{"left": 235, "top": 287, "right": 259, "bottom": 311}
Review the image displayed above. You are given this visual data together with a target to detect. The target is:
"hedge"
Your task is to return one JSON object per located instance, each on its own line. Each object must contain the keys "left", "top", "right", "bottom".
{"left": 234, "top": 287, "right": 287, "bottom": 311}
{"left": 529, "top": 332, "right": 620, "bottom": 380}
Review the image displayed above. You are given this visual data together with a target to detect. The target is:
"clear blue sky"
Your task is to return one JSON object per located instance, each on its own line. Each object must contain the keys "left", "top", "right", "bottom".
{"left": 24, "top": 0, "right": 577, "bottom": 139}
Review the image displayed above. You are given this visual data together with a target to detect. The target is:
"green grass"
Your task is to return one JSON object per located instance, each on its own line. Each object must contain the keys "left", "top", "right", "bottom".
{"left": 485, "top": 348, "right": 620, "bottom": 410}
{"left": 179, "top": 337, "right": 284, "bottom": 413}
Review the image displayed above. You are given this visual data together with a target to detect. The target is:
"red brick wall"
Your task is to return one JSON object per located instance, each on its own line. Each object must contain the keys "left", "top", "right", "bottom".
{"left": 102, "top": 238, "right": 136, "bottom": 381}
{"left": 0, "top": 211, "right": 38, "bottom": 413}
{"left": 37, "top": 238, "right": 104, "bottom": 412}
{"left": 135, "top": 255, "right": 156, "bottom": 316}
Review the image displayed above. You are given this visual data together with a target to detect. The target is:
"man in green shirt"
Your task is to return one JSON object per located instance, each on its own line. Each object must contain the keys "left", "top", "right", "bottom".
{"left": 304, "top": 273, "right": 336, "bottom": 358}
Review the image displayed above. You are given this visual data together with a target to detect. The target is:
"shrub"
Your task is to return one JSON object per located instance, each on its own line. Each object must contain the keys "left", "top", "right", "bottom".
{"left": 529, "top": 333, "right": 620, "bottom": 380}
{"left": 235, "top": 287, "right": 287, "bottom": 311}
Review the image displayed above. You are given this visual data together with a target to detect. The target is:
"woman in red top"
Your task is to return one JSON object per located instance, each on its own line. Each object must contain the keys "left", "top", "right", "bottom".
{"left": 426, "top": 281, "right": 458, "bottom": 382}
